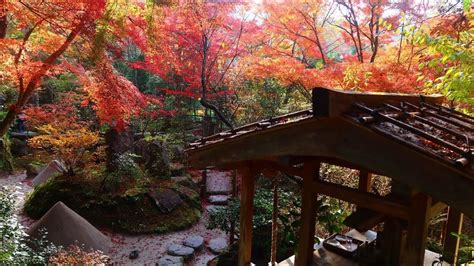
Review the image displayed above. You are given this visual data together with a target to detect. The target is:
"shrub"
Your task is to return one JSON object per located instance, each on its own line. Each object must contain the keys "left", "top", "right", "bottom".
{"left": 0, "top": 188, "right": 57, "bottom": 264}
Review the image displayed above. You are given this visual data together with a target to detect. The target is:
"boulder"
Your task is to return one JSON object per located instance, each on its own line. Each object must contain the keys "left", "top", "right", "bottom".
{"left": 208, "top": 195, "right": 229, "bottom": 205}
{"left": 183, "top": 235, "right": 204, "bottom": 250}
{"left": 170, "top": 176, "right": 188, "bottom": 183}
{"left": 208, "top": 238, "right": 228, "bottom": 254}
{"left": 170, "top": 163, "right": 186, "bottom": 176}
{"left": 135, "top": 140, "right": 170, "bottom": 178}
{"left": 10, "top": 138, "right": 28, "bottom": 157}
{"left": 25, "top": 163, "right": 43, "bottom": 179}
{"left": 167, "top": 244, "right": 194, "bottom": 260}
{"left": 170, "top": 145, "right": 185, "bottom": 162}
{"left": 157, "top": 255, "right": 184, "bottom": 266}
{"left": 148, "top": 188, "right": 183, "bottom": 213}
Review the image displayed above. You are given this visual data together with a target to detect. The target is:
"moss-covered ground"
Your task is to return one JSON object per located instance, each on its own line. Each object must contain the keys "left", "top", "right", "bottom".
{"left": 24, "top": 174, "right": 201, "bottom": 234}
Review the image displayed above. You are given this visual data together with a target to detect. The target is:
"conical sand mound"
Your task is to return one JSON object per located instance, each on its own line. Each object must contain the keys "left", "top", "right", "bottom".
{"left": 32, "top": 160, "right": 64, "bottom": 187}
{"left": 27, "top": 201, "right": 111, "bottom": 253}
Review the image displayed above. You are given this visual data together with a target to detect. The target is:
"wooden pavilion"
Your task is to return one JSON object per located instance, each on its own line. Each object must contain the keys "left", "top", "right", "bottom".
{"left": 187, "top": 88, "right": 474, "bottom": 266}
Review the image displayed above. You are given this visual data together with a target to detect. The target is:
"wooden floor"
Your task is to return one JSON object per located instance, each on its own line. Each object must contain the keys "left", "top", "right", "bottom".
{"left": 276, "top": 230, "right": 445, "bottom": 266}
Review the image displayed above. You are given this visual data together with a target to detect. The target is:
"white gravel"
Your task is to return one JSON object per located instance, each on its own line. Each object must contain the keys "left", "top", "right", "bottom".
{"left": 0, "top": 172, "right": 228, "bottom": 266}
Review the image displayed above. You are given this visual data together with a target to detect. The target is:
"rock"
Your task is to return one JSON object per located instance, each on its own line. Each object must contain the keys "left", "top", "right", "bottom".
{"left": 148, "top": 188, "right": 183, "bottom": 213}
{"left": 170, "top": 145, "right": 185, "bottom": 162}
{"left": 205, "top": 205, "right": 225, "bottom": 214}
{"left": 129, "top": 250, "right": 140, "bottom": 260}
{"left": 104, "top": 128, "right": 134, "bottom": 172}
{"left": 170, "top": 163, "right": 186, "bottom": 176}
{"left": 167, "top": 244, "right": 194, "bottom": 260}
{"left": 208, "top": 238, "right": 228, "bottom": 254}
{"left": 157, "top": 255, "right": 184, "bottom": 266}
{"left": 25, "top": 163, "right": 43, "bottom": 179}
{"left": 170, "top": 176, "right": 188, "bottom": 183}
{"left": 183, "top": 235, "right": 204, "bottom": 250}
{"left": 10, "top": 138, "right": 28, "bottom": 157}
{"left": 135, "top": 140, "right": 171, "bottom": 178}
{"left": 208, "top": 195, "right": 229, "bottom": 205}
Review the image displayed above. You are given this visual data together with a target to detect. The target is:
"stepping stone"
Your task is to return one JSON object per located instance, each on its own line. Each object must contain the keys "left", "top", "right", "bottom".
{"left": 208, "top": 195, "right": 229, "bottom": 205}
{"left": 183, "top": 235, "right": 204, "bottom": 250}
{"left": 157, "top": 255, "right": 184, "bottom": 266}
{"left": 205, "top": 205, "right": 225, "bottom": 214}
{"left": 167, "top": 244, "right": 194, "bottom": 260}
{"left": 208, "top": 237, "right": 228, "bottom": 254}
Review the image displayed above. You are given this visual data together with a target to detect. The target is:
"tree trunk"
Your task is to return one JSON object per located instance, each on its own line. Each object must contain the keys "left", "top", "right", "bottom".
{"left": 0, "top": 21, "right": 84, "bottom": 138}
{"left": 0, "top": 108, "right": 17, "bottom": 137}
{"left": 0, "top": 0, "right": 7, "bottom": 39}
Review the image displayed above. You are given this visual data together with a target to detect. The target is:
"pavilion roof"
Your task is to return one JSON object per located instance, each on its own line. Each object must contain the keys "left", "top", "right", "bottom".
{"left": 186, "top": 88, "right": 474, "bottom": 217}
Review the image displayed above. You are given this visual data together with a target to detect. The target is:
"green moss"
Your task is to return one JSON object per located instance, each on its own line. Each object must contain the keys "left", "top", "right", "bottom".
{"left": 24, "top": 176, "right": 201, "bottom": 234}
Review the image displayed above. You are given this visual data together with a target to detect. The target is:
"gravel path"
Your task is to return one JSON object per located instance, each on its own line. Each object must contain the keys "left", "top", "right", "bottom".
{"left": 0, "top": 172, "right": 227, "bottom": 265}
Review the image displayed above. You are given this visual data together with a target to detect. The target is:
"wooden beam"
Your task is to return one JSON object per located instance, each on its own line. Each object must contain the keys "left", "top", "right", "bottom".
{"left": 429, "top": 201, "right": 447, "bottom": 219}
{"left": 442, "top": 208, "right": 464, "bottom": 265}
{"left": 295, "top": 163, "right": 320, "bottom": 266}
{"left": 358, "top": 170, "right": 372, "bottom": 192}
{"left": 403, "top": 193, "right": 431, "bottom": 266}
{"left": 238, "top": 167, "right": 256, "bottom": 266}
{"left": 312, "top": 87, "right": 444, "bottom": 118}
{"left": 343, "top": 208, "right": 385, "bottom": 231}
{"left": 219, "top": 160, "right": 304, "bottom": 177}
{"left": 187, "top": 117, "right": 474, "bottom": 217}
{"left": 312, "top": 179, "right": 410, "bottom": 220}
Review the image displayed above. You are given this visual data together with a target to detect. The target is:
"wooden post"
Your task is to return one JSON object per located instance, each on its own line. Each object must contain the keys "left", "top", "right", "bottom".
{"left": 230, "top": 169, "right": 237, "bottom": 245}
{"left": 238, "top": 167, "right": 256, "bottom": 266}
{"left": 382, "top": 218, "right": 403, "bottom": 266}
{"left": 270, "top": 178, "right": 279, "bottom": 266}
{"left": 403, "top": 193, "right": 431, "bottom": 266}
{"left": 358, "top": 170, "right": 372, "bottom": 192}
{"left": 442, "top": 208, "right": 463, "bottom": 265}
{"left": 295, "top": 163, "right": 320, "bottom": 266}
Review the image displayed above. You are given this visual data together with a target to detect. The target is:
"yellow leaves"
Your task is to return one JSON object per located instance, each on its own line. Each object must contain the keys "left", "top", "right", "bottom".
{"left": 29, "top": 125, "right": 100, "bottom": 158}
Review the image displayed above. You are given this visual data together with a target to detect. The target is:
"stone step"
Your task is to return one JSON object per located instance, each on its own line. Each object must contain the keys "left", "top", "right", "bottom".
{"left": 208, "top": 237, "right": 228, "bottom": 254}
{"left": 157, "top": 255, "right": 184, "bottom": 266}
{"left": 167, "top": 244, "right": 194, "bottom": 261}
{"left": 208, "top": 195, "right": 229, "bottom": 205}
{"left": 183, "top": 235, "right": 204, "bottom": 250}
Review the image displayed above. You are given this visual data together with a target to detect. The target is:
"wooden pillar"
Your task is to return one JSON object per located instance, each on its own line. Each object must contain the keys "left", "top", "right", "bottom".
{"left": 238, "top": 167, "right": 256, "bottom": 266}
{"left": 403, "top": 193, "right": 431, "bottom": 266}
{"left": 295, "top": 163, "right": 320, "bottom": 266}
{"left": 382, "top": 218, "right": 403, "bottom": 266}
{"left": 270, "top": 178, "right": 279, "bottom": 266}
{"left": 442, "top": 208, "right": 463, "bottom": 265}
{"left": 230, "top": 170, "right": 237, "bottom": 245}
{"left": 358, "top": 170, "right": 372, "bottom": 192}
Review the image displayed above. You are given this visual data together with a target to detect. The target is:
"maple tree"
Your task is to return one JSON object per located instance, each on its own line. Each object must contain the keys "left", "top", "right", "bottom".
{"left": 0, "top": 0, "right": 108, "bottom": 136}
{"left": 0, "top": 0, "right": 157, "bottom": 138}
{"left": 129, "top": 1, "right": 259, "bottom": 134}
